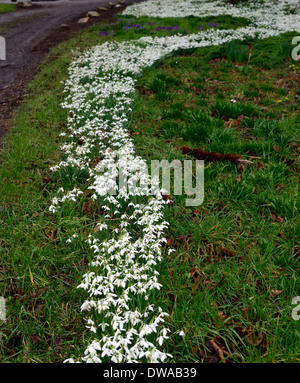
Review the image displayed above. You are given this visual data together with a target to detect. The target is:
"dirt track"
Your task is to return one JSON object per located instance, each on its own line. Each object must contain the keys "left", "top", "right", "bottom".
{"left": 0, "top": 0, "right": 145, "bottom": 144}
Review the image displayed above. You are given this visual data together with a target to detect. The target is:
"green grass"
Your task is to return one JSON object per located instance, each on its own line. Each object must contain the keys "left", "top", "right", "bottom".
{"left": 130, "top": 32, "right": 300, "bottom": 363}
{"left": 0, "top": 23, "right": 107, "bottom": 363}
{"left": 0, "top": 12, "right": 299, "bottom": 363}
{"left": 0, "top": 4, "right": 16, "bottom": 13}
{"left": 225, "top": 40, "right": 249, "bottom": 63}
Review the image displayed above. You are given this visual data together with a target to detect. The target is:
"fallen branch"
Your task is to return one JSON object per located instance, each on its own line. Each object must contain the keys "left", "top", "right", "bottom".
{"left": 181, "top": 146, "right": 253, "bottom": 165}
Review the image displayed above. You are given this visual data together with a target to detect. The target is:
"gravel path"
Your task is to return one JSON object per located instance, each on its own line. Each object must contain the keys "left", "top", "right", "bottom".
{"left": 0, "top": 0, "right": 146, "bottom": 144}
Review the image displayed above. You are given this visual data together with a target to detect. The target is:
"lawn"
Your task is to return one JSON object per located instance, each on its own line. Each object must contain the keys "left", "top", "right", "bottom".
{"left": 131, "top": 33, "right": 300, "bottom": 362}
{"left": 0, "top": 4, "right": 16, "bottom": 13}
{"left": 0, "top": 0, "right": 299, "bottom": 363}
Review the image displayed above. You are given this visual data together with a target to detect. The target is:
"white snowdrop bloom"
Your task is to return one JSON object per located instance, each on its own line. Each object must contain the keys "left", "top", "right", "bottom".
{"left": 64, "top": 358, "right": 79, "bottom": 363}
{"left": 80, "top": 301, "right": 91, "bottom": 311}
{"left": 49, "top": 205, "right": 57, "bottom": 213}
{"left": 157, "top": 336, "right": 164, "bottom": 346}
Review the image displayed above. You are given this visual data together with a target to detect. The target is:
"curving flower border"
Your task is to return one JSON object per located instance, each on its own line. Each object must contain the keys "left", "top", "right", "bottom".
{"left": 48, "top": 0, "right": 299, "bottom": 363}
{"left": 123, "top": 0, "right": 300, "bottom": 34}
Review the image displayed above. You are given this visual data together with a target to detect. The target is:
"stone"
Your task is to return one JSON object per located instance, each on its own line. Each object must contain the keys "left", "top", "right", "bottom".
{"left": 86, "top": 11, "right": 100, "bottom": 18}
{"left": 60, "top": 24, "right": 70, "bottom": 29}
{"left": 19, "top": 2, "right": 32, "bottom": 8}
{"left": 118, "top": 0, "right": 125, "bottom": 4}
{"left": 108, "top": 2, "right": 116, "bottom": 8}
{"left": 78, "top": 17, "right": 89, "bottom": 24}
{"left": 97, "top": 7, "right": 108, "bottom": 11}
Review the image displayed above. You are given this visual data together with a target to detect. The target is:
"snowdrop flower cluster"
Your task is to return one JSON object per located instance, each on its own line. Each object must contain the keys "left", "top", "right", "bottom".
{"left": 54, "top": 42, "right": 176, "bottom": 364}
{"left": 123, "top": 0, "right": 300, "bottom": 35}
{"left": 50, "top": 0, "right": 299, "bottom": 364}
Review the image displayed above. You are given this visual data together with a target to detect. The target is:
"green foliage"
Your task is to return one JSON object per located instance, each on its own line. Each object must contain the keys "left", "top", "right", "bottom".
{"left": 159, "top": 120, "right": 181, "bottom": 139}
{"left": 211, "top": 100, "right": 259, "bottom": 118}
{"left": 225, "top": 40, "right": 249, "bottom": 63}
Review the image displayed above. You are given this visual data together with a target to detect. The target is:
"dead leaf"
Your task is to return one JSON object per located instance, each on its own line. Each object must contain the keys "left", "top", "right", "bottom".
{"left": 93, "top": 226, "right": 100, "bottom": 233}
{"left": 256, "top": 161, "right": 264, "bottom": 170}
{"left": 31, "top": 335, "right": 42, "bottom": 344}
{"left": 49, "top": 228, "right": 57, "bottom": 241}
{"left": 271, "top": 214, "right": 284, "bottom": 223}
{"left": 245, "top": 327, "right": 267, "bottom": 347}
{"left": 270, "top": 289, "right": 283, "bottom": 297}
{"left": 209, "top": 339, "right": 229, "bottom": 363}
{"left": 42, "top": 177, "right": 52, "bottom": 184}
{"left": 242, "top": 307, "right": 250, "bottom": 319}
{"left": 177, "top": 235, "right": 190, "bottom": 250}
{"left": 218, "top": 312, "right": 227, "bottom": 321}
{"left": 190, "top": 268, "right": 215, "bottom": 292}
{"left": 167, "top": 292, "right": 175, "bottom": 302}
{"left": 166, "top": 237, "right": 175, "bottom": 247}
{"left": 219, "top": 247, "right": 235, "bottom": 257}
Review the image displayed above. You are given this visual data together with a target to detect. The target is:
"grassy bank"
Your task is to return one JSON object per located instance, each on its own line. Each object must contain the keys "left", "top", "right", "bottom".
{"left": 131, "top": 32, "right": 300, "bottom": 362}
{"left": 0, "top": 4, "right": 16, "bottom": 13}
{"left": 0, "top": 12, "right": 299, "bottom": 362}
{"left": 0, "top": 22, "right": 107, "bottom": 362}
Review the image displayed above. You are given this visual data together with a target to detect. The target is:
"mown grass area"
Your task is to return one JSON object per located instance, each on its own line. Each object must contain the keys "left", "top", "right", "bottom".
{"left": 131, "top": 32, "right": 300, "bottom": 362}
{"left": 0, "top": 11, "right": 299, "bottom": 363}
{"left": 0, "top": 4, "right": 16, "bottom": 13}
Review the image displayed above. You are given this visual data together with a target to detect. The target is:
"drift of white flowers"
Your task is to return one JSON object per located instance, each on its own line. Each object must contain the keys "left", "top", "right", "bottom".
{"left": 123, "top": 0, "right": 300, "bottom": 34}
{"left": 49, "top": 0, "right": 299, "bottom": 363}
